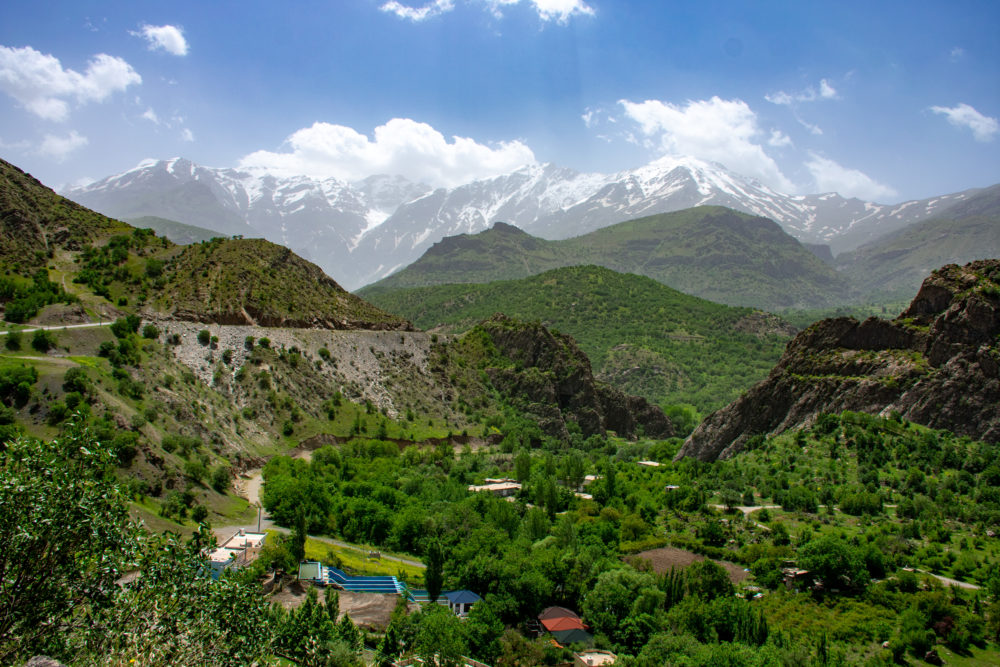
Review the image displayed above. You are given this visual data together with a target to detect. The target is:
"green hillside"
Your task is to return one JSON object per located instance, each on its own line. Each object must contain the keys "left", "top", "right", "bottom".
{"left": 0, "top": 158, "right": 130, "bottom": 270}
{"left": 365, "top": 265, "right": 795, "bottom": 413}
{"left": 837, "top": 185, "right": 1000, "bottom": 301}
{"left": 360, "top": 207, "right": 850, "bottom": 310}
{"left": 153, "top": 237, "right": 410, "bottom": 328}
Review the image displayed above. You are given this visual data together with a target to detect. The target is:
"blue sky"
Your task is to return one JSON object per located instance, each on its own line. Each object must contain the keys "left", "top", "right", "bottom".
{"left": 1, "top": 0, "right": 997, "bottom": 202}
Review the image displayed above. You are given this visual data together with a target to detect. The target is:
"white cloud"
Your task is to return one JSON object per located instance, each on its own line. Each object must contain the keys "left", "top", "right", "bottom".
{"left": 380, "top": 0, "right": 455, "bottom": 21}
{"left": 38, "top": 130, "right": 88, "bottom": 161}
{"left": 133, "top": 24, "right": 188, "bottom": 56}
{"left": 0, "top": 45, "right": 141, "bottom": 121}
{"left": 930, "top": 103, "right": 998, "bottom": 142}
{"left": 950, "top": 46, "right": 965, "bottom": 62}
{"left": 238, "top": 118, "right": 536, "bottom": 187}
{"left": 383, "top": 0, "right": 593, "bottom": 23}
{"left": 805, "top": 154, "right": 896, "bottom": 201}
{"left": 766, "top": 78, "right": 837, "bottom": 106}
{"left": 618, "top": 96, "right": 794, "bottom": 191}
{"left": 141, "top": 107, "right": 159, "bottom": 124}
{"left": 181, "top": 127, "right": 194, "bottom": 142}
{"left": 768, "top": 129, "right": 792, "bottom": 147}
{"left": 524, "top": 0, "right": 594, "bottom": 22}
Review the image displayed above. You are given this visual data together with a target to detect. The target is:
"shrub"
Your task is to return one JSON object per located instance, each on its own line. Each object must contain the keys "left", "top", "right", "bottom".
{"left": 4, "top": 330, "right": 21, "bottom": 351}
{"left": 30, "top": 329, "right": 55, "bottom": 352}
{"left": 141, "top": 324, "right": 159, "bottom": 339}
{"left": 197, "top": 330, "right": 211, "bottom": 346}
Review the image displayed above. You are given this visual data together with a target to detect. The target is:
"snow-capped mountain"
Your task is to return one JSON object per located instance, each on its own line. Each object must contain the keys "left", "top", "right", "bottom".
{"left": 64, "top": 156, "right": 978, "bottom": 290}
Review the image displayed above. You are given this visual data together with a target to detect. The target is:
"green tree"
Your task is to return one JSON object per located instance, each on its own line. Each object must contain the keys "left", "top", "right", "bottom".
{"left": 799, "top": 536, "right": 870, "bottom": 593}
{"left": 685, "top": 559, "right": 735, "bottom": 601}
{"left": 30, "top": 328, "right": 55, "bottom": 352}
{"left": 412, "top": 603, "right": 468, "bottom": 667}
{"left": 0, "top": 426, "right": 136, "bottom": 661}
{"left": 291, "top": 508, "right": 308, "bottom": 565}
{"left": 425, "top": 539, "right": 445, "bottom": 603}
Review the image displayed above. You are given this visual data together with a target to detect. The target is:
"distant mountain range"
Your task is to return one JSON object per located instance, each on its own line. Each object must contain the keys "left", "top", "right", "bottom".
{"left": 63, "top": 156, "right": 983, "bottom": 291}
{"left": 359, "top": 207, "right": 850, "bottom": 311}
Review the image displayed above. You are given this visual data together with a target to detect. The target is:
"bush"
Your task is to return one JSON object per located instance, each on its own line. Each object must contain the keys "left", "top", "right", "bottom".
{"left": 183, "top": 459, "right": 207, "bottom": 484}
{"left": 258, "top": 337, "right": 270, "bottom": 349}
{"left": 210, "top": 466, "right": 230, "bottom": 493}
{"left": 197, "top": 330, "right": 211, "bottom": 346}
{"left": 4, "top": 330, "right": 21, "bottom": 351}
{"left": 141, "top": 324, "right": 159, "bottom": 339}
{"left": 30, "top": 329, "right": 56, "bottom": 352}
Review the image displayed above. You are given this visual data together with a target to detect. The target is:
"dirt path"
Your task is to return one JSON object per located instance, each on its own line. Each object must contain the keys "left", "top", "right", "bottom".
{"left": 916, "top": 569, "right": 981, "bottom": 590}
{"left": 709, "top": 504, "right": 781, "bottom": 515}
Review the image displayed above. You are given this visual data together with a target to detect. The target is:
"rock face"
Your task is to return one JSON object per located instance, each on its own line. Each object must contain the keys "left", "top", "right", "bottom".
{"left": 478, "top": 314, "right": 673, "bottom": 441}
{"left": 677, "top": 260, "right": 1000, "bottom": 461}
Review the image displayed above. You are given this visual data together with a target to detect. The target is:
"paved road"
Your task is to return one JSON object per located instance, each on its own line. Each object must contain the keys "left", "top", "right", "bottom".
{"left": 0, "top": 321, "right": 113, "bottom": 335}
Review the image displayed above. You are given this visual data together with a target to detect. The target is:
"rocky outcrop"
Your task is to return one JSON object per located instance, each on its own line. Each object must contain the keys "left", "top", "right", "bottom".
{"left": 677, "top": 260, "right": 1000, "bottom": 461}
{"left": 479, "top": 314, "right": 674, "bottom": 440}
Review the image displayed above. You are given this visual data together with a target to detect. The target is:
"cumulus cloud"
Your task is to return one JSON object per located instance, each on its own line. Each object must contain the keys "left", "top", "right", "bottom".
{"left": 383, "top": 0, "right": 593, "bottom": 23}
{"left": 523, "top": 0, "right": 594, "bottom": 22}
{"left": 805, "top": 154, "right": 896, "bottom": 201}
{"left": 930, "top": 103, "right": 998, "bottom": 142}
{"left": 238, "top": 118, "right": 536, "bottom": 187}
{"left": 0, "top": 45, "right": 141, "bottom": 121}
{"left": 768, "top": 129, "right": 792, "bottom": 147}
{"left": 618, "top": 96, "right": 794, "bottom": 191}
{"left": 38, "top": 130, "right": 88, "bottom": 161}
{"left": 766, "top": 78, "right": 838, "bottom": 106}
{"left": 380, "top": 0, "right": 455, "bottom": 21}
{"left": 133, "top": 24, "right": 188, "bottom": 56}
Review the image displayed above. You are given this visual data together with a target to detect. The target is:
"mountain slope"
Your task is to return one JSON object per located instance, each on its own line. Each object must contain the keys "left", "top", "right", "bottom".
{"left": 0, "top": 158, "right": 130, "bottom": 269}
{"left": 363, "top": 207, "right": 850, "bottom": 310}
{"left": 677, "top": 259, "right": 1000, "bottom": 461}
{"left": 64, "top": 156, "right": 983, "bottom": 291}
{"left": 154, "top": 237, "right": 411, "bottom": 329}
{"left": 363, "top": 264, "right": 795, "bottom": 412}
{"left": 837, "top": 185, "right": 1000, "bottom": 300}
{"left": 0, "top": 157, "right": 408, "bottom": 332}
{"left": 128, "top": 216, "right": 223, "bottom": 245}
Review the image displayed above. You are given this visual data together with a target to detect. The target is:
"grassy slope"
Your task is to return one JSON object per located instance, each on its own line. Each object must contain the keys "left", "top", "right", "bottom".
{"left": 156, "top": 237, "right": 410, "bottom": 328}
{"left": 361, "top": 207, "right": 849, "bottom": 310}
{"left": 0, "top": 158, "right": 130, "bottom": 270}
{"left": 364, "top": 265, "right": 794, "bottom": 412}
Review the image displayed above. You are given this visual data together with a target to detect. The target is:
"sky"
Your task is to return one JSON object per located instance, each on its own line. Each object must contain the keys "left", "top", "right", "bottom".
{"left": 0, "top": 0, "right": 998, "bottom": 203}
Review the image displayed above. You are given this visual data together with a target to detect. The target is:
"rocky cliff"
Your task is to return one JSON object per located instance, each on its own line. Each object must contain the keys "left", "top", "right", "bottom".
{"left": 677, "top": 260, "right": 1000, "bottom": 461}
{"left": 478, "top": 314, "right": 673, "bottom": 441}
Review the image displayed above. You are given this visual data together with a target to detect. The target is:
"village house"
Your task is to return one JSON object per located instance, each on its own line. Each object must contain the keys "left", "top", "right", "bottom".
{"left": 208, "top": 529, "right": 267, "bottom": 578}
{"left": 467, "top": 478, "right": 521, "bottom": 497}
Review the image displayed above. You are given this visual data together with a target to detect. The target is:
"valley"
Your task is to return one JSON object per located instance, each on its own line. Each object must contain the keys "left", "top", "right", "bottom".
{"left": 1, "top": 157, "right": 998, "bottom": 667}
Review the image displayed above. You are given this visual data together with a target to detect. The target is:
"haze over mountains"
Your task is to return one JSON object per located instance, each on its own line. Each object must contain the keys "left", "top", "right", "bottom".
{"left": 64, "top": 156, "right": 984, "bottom": 291}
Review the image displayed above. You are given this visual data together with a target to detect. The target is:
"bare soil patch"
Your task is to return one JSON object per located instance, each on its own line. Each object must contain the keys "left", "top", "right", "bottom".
{"left": 629, "top": 546, "right": 749, "bottom": 585}
{"left": 266, "top": 576, "right": 410, "bottom": 631}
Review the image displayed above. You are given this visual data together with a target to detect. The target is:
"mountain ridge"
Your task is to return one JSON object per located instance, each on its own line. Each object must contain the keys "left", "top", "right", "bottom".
{"left": 64, "top": 156, "right": 985, "bottom": 290}
{"left": 677, "top": 259, "right": 1000, "bottom": 461}
{"left": 361, "top": 207, "right": 850, "bottom": 311}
